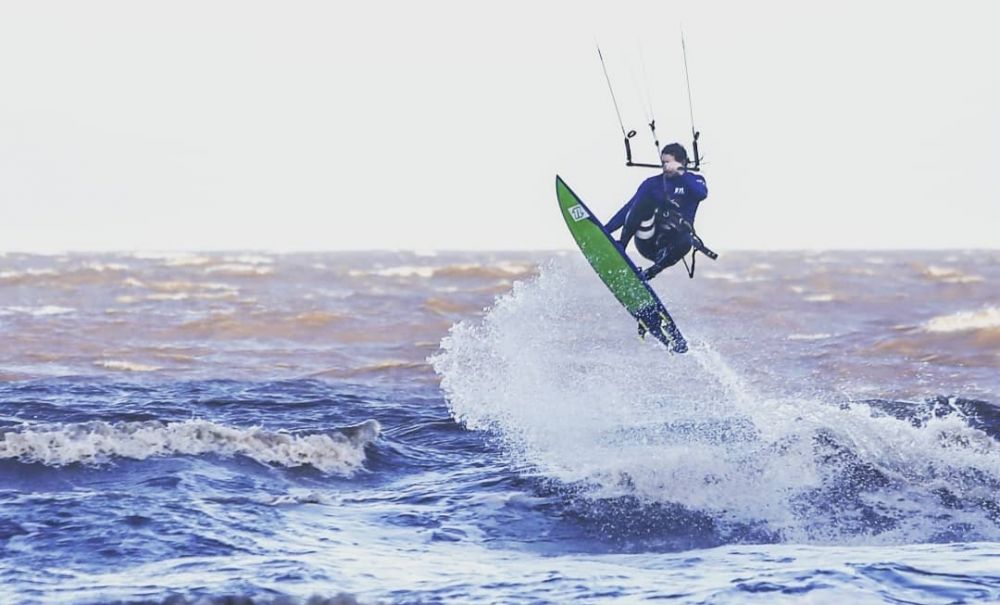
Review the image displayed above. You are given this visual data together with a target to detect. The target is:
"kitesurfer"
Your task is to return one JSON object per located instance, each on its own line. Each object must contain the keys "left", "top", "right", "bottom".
{"left": 605, "top": 142, "right": 708, "bottom": 280}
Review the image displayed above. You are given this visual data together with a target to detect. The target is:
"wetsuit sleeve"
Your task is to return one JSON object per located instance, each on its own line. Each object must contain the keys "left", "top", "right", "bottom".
{"left": 604, "top": 202, "right": 631, "bottom": 235}
{"left": 679, "top": 172, "right": 708, "bottom": 201}
{"left": 605, "top": 180, "right": 649, "bottom": 240}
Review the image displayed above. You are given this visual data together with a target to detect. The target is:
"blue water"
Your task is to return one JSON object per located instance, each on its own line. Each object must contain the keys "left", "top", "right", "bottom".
{"left": 3, "top": 377, "right": 998, "bottom": 604}
{"left": 1, "top": 251, "right": 999, "bottom": 603}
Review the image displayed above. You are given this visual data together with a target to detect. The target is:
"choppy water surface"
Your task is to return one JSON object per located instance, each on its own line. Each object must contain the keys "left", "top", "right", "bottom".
{"left": 1, "top": 250, "right": 998, "bottom": 604}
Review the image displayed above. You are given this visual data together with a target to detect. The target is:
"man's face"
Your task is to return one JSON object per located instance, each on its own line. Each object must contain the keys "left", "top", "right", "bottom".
{"left": 661, "top": 153, "right": 683, "bottom": 174}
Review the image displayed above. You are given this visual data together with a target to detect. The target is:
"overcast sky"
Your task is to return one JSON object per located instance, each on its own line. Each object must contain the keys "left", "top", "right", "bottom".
{"left": 1, "top": 0, "right": 997, "bottom": 252}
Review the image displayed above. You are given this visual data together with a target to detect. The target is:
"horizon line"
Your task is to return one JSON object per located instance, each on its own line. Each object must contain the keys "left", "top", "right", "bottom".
{"left": 2, "top": 247, "right": 998, "bottom": 255}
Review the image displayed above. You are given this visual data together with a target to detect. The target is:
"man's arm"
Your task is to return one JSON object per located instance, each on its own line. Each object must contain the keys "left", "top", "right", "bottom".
{"left": 604, "top": 202, "right": 631, "bottom": 235}
{"left": 679, "top": 172, "right": 708, "bottom": 201}
{"left": 605, "top": 179, "right": 650, "bottom": 239}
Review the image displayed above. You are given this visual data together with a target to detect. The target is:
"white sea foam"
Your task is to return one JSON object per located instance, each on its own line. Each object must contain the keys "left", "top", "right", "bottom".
{"left": 0, "top": 419, "right": 380, "bottom": 475}
{"left": 804, "top": 293, "right": 836, "bottom": 303}
{"left": 350, "top": 263, "right": 534, "bottom": 280}
{"left": 1, "top": 305, "right": 75, "bottom": 316}
{"left": 96, "top": 360, "right": 163, "bottom": 372}
{"left": 143, "top": 280, "right": 239, "bottom": 301}
{"left": 0, "top": 268, "right": 58, "bottom": 281}
{"left": 787, "top": 333, "right": 834, "bottom": 341}
{"left": 702, "top": 271, "right": 767, "bottom": 283}
{"left": 130, "top": 251, "right": 206, "bottom": 264}
{"left": 922, "top": 306, "right": 1000, "bottom": 333}
{"left": 204, "top": 264, "right": 274, "bottom": 276}
{"left": 432, "top": 258, "right": 1000, "bottom": 543}
{"left": 82, "top": 262, "right": 129, "bottom": 272}
{"left": 923, "top": 265, "right": 985, "bottom": 284}
{"left": 164, "top": 254, "right": 212, "bottom": 267}
{"left": 493, "top": 262, "right": 534, "bottom": 275}
{"left": 363, "top": 266, "right": 436, "bottom": 278}
{"left": 222, "top": 254, "right": 274, "bottom": 265}
{"left": 703, "top": 271, "right": 740, "bottom": 281}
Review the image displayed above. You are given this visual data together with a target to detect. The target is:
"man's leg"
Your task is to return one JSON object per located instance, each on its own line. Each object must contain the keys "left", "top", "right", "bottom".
{"left": 641, "top": 238, "right": 692, "bottom": 280}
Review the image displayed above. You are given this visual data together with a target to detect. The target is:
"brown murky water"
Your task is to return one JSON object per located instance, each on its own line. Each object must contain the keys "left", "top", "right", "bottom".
{"left": 1, "top": 250, "right": 996, "bottom": 400}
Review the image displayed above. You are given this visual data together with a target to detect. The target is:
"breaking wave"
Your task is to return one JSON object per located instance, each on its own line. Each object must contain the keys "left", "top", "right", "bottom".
{"left": 432, "top": 258, "right": 1000, "bottom": 544}
{"left": 0, "top": 305, "right": 75, "bottom": 317}
{"left": 922, "top": 306, "right": 1000, "bottom": 334}
{"left": 349, "top": 262, "right": 536, "bottom": 281}
{"left": 95, "top": 360, "right": 162, "bottom": 372}
{"left": 922, "top": 265, "right": 985, "bottom": 284}
{"left": 0, "top": 419, "right": 380, "bottom": 475}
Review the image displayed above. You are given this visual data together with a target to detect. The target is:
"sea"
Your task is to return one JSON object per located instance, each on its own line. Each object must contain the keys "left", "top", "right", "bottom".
{"left": 1, "top": 250, "right": 998, "bottom": 604}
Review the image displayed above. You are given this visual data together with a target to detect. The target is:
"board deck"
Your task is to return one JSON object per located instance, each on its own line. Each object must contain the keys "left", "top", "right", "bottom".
{"left": 555, "top": 175, "right": 687, "bottom": 354}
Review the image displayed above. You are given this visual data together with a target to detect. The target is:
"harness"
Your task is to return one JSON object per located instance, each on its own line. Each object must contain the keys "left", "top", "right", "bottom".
{"left": 650, "top": 200, "right": 718, "bottom": 279}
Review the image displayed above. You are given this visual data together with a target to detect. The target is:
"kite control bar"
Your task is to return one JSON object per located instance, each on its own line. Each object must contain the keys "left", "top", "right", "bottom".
{"left": 622, "top": 127, "right": 703, "bottom": 171}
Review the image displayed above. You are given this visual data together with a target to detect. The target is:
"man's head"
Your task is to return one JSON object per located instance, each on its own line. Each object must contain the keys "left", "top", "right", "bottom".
{"left": 660, "top": 142, "right": 688, "bottom": 167}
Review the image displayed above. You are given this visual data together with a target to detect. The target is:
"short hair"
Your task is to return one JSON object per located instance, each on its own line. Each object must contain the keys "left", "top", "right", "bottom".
{"left": 660, "top": 143, "right": 688, "bottom": 164}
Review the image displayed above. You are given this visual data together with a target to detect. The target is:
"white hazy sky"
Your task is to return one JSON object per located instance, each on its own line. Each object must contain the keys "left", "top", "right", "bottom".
{"left": 1, "top": 0, "right": 998, "bottom": 252}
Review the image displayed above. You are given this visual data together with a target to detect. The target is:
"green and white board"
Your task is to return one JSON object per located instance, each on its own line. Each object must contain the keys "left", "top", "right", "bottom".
{"left": 555, "top": 175, "right": 687, "bottom": 353}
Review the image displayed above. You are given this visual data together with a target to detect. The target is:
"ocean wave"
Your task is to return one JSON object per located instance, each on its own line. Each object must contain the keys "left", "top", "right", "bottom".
{"left": 0, "top": 419, "right": 380, "bottom": 474}
{"left": 81, "top": 262, "right": 129, "bottom": 272}
{"left": 922, "top": 265, "right": 984, "bottom": 284}
{"left": 0, "top": 268, "right": 59, "bottom": 283}
{"left": 165, "top": 254, "right": 213, "bottom": 267}
{"left": 114, "top": 279, "right": 241, "bottom": 303}
{"left": 222, "top": 254, "right": 274, "bottom": 265}
{"left": 0, "top": 305, "right": 75, "bottom": 317}
{"left": 204, "top": 264, "right": 275, "bottom": 277}
{"left": 803, "top": 293, "right": 836, "bottom": 303}
{"left": 702, "top": 271, "right": 768, "bottom": 283}
{"left": 96, "top": 360, "right": 163, "bottom": 372}
{"left": 424, "top": 297, "right": 480, "bottom": 315}
{"left": 147, "top": 292, "right": 191, "bottom": 301}
{"left": 311, "top": 360, "right": 432, "bottom": 380}
{"left": 787, "top": 333, "right": 834, "bottom": 341}
{"left": 432, "top": 259, "right": 1000, "bottom": 543}
{"left": 434, "top": 262, "right": 536, "bottom": 279}
{"left": 128, "top": 252, "right": 222, "bottom": 268}
{"left": 350, "top": 263, "right": 536, "bottom": 280}
{"left": 922, "top": 307, "right": 1000, "bottom": 334}
{"left": 352, "top": 265, "right": 436, "bottom": 278}
{"left": 129, "top": 251, "right": 197, "bottom": 261}
{"left": 294, "top": 310, "right": 347, "bottom": 326}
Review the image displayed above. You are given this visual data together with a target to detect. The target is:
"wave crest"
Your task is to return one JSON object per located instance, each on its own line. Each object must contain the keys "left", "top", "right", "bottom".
{"left": 432, "top": 259, "right": 1000, "bottom": 543}
{"left": 0, "top": 419, "right": 380, "bottom": 475}
{"left": 923, "top": 306, "right": 1000, "bottom": 334}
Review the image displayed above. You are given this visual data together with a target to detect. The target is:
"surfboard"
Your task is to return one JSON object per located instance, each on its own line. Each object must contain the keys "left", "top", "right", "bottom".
{"left": 555, "top": 175, "right": 687, "bottom": 354}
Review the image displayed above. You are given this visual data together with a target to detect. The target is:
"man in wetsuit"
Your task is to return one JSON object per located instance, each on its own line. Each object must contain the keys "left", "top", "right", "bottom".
{"left": 605, "top": 142, "right": 708, "bottom": 280}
